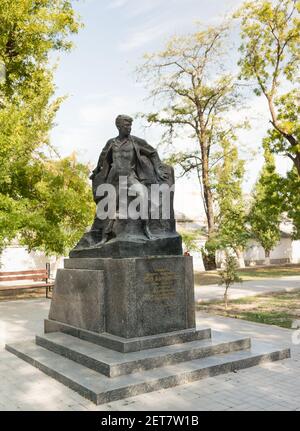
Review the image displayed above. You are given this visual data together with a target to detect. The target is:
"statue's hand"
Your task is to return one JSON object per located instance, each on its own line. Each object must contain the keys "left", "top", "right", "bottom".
{"left": 157, "top": 166, "right": 169, "bottom": 182}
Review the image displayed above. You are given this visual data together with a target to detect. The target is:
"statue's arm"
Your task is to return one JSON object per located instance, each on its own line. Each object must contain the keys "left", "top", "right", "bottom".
{"left": 137, "top": 138, "right": 160, "bottom": 165}
{"left": 90, "top": 140, "right": 113, "bottom": 180}
{"left": 137, "top": 138, "right": 169, "bottom": 181}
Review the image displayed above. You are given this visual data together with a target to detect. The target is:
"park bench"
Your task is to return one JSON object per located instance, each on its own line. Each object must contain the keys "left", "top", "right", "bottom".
{"left": 0, "top": 263, "right": 54, "bottom": 298}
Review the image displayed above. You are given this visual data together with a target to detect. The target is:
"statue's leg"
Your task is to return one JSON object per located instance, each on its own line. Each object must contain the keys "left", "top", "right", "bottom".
{"left": 143, "top": 219, "right": 156, "bottom": 240}
{"left": 129, "top": 176, "right": 156, "bottom": 240}
{"left": 96, "top": 172, "right": 118, "bottom": 246}
{"left": 97, "top": 219, "right": 114, "bottom": 245}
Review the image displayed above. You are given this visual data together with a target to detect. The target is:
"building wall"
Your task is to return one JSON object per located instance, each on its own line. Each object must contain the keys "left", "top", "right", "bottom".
{"left": 1, "top": 236, "right": 299, "bottom": 276}
{"left": 0, "top": 246, "right": 64, "bottom": 277}
{"left": 292, "top": 240, "right": 300, "bottom": 264}
{"left": 244, "top": 237, "right": 294, "bottom": 265}
{"left": 177, "top": 220, "right": 206, "bottom": 272}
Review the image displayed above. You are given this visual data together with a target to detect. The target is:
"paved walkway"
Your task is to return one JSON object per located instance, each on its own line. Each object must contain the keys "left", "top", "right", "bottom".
{"left": 1, "top": 298, "right": 300, "bottom": 410}
{"left": 195, "top": 275, "right": 300, "bottom": 302}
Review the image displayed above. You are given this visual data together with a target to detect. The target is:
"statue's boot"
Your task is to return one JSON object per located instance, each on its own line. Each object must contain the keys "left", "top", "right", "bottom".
{"left": 96, "top": 236, "right": 108, "bottom": 246}
{"left": 144, "top": 223, "right": 156, "bottom": 240}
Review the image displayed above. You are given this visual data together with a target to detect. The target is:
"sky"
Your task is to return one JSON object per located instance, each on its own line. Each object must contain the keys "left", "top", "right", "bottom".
{"left": 50, "top": 0, "right": 292, "bottom": 221}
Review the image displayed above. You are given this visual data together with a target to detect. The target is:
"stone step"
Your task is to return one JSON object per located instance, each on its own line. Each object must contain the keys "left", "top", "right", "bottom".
{"left": 44, "top": 319, "right": 212, "bottom": 352}
{"left": 5, "top": 339, "right": 290, "bottom": 405}
{"left": 35, "top": 331, "right": 251, "bottom": 377}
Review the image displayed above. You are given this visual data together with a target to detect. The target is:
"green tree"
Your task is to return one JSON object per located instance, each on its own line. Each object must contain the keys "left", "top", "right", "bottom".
{"left": 0, "top": 0, "right": 85, "bottom": 254}
{"left": 248, "top": 141, "right": 285, "bottom": 263}
{"left": 137, "top": 24, "right": 246, "bottom": 268}
{"left": 180, "top": 229, "right": 204, "bottom": 254}
{"left": 19, "top": 155, "right": 95, "bottom": 256}
{"left": 214, "top": 139, "right": 249, "bottom": 268}
{"left": 219, "top": 251, "right": 242, "bottom": 310}
{"left": 0, "top": 0, "right": 80, "bottom": 97}
{"left": 0, "top": 81, "right": 62, "bottom": 250}
{"left": 235, "top": 0, "right": 300, "bottom": 175}
{"left": 283, "top": 168, "right": 300, "bottom": 239}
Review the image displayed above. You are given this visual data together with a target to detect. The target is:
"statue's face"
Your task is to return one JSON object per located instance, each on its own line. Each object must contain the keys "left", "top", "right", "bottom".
{"left": 118, "top": 120, "right": 132, "bottom": 137}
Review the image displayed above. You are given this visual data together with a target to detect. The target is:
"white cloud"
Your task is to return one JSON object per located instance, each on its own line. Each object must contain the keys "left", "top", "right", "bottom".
{"left": 119, "top": 24, "right": 168, "bottom": 51}
{"left": 107, "top": 0, "right": 129, "bottom": 10}
{"left": 79, "top": 96, "right": 137, "bottom": 124}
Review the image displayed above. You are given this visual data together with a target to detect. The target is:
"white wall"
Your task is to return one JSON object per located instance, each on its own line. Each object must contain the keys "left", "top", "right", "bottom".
{"left": 270, "top": 238, "right": 292, "bottom": 261}
{"left": 190, "top": 250, "right": 205, "bottom": 272}
{"left": 0, "top": 246, "right": 64, "bottom": 277}
{"left": 244, "top": 237, "right": 294, "bottom": 263}
{"left": 244, "top": 240, "right": 265, "bottom": 262}
{"left": 292, "top": 240, "right": 300, "bottom": 264}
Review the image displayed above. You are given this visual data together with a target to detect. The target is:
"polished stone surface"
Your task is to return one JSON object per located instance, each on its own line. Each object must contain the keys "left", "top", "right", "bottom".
{"left": 104, "top": 256, "right": 195, "bottom": 338}
{"left": 48, "top": 256, "right": 195, "bottom": 339}
{"left": 35, "top": 331, "right": 251, "bottom": 377}
{"left": 6, "top": 334, "right": 290, "bottom": 405}
{"left": 44, "top": 319, "right": 211, "bottom": 353}
{"left": 1, "top": 299, "right": 299, "bottom": 411}
{"left": 48, "top": 269, "right": 105, "bottom": 333}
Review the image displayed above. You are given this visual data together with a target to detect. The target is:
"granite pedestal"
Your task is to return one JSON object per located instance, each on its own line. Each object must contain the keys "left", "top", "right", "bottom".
{"left": 48, "top": 256, "right": 195, "bottom": 339}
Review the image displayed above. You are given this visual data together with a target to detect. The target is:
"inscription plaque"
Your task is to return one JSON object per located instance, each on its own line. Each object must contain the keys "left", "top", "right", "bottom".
{"left": 144, "top": 268, "right": 179, "bottom": 301}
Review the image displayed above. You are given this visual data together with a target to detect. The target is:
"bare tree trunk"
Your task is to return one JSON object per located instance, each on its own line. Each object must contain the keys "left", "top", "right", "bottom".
{"left": 224, "top": 285, "right": 229, "bottom": 310}
{"left": 201, "top": 143, "right": 215, "bottom": 236}
{"left": 264, "top": 249, "right": 271, "bottom": 266}
{"left": 235, "top": 247, "right": 245, "bottom": 268}
{"left": 201, "top": 156, "right": 216, "bottom": 270}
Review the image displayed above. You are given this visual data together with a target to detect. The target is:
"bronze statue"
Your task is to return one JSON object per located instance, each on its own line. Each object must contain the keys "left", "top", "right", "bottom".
{"left": 70, "top": 115, "right": 182, "bottom": 258}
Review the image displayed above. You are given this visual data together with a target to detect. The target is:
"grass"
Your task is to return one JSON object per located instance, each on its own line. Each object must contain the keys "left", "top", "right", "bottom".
{"left": 197, "top": 290, "right": 300, "bottom": 329}
{"left": 195, "top": 264, "right": 300, "bottom": 286}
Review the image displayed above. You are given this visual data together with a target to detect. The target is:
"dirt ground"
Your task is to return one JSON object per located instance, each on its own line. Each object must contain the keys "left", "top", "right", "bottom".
{"left": 198, "top": 290, "right": 300, "bottom": 329}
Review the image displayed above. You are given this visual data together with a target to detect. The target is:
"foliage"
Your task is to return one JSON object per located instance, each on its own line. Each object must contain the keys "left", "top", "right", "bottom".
{"left": 248, "top": 141, "right": 285, "bottom": 256}
{"left": 213, "top": 137, "right": 250, "bottom": 259}
{"left": 137, "top": 23, "right": 246, "bottom": 238}
{"left": 283, "top": 168, "right": 300, "bottom": 239}
{"left": 219, "top": 252, "right": 242, "bottom": 309}
{"left": 180, "top": 229, "right": 204, "bottom": 253}
{"left": 0, "top": 0, "right": 87, "bottom": 255}
{"left": 201, "top": 235, "right": 221, "bottom": 271}
{"left": 0, "top": 0, "right": 81, "bottom": 97}
{"left": 235, "top": 0, "right": 300, "bottom": 175}
{"left": 19, "top": 156, "right": 95, "bottom": 256}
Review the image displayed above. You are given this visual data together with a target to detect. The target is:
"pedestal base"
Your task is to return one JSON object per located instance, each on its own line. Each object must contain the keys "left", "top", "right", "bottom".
{"left": 5, "top": 255, "right": 291, "bottom": 405}
{"left": 49, "top": 256, "right": 195, "bottom": 338}
{"left": 6, "top": 330, "right": 290, "bottom": 405}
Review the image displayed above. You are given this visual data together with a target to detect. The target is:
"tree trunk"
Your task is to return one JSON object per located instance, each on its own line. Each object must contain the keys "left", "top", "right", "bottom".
{"left": 202, "top": 250, "right": 217, "bottom": 271}
{"left": 202, "top": 165, "right": 215, "bottom": 235}
{"left": 199, "top": 128, "right": 215, "bottom": 236}
{"left": 264, "top": 249, "right": 271, "bottom": 266}
{"left": 198, "top": 123, "right": 216, "bottom": 269}
{"left": 294, "top": 152, "right": 300, "bottom": 177}
{"left": 235, "top": 247, "right": 245, "bottom": 268}
{"left": 267, "top": 95, "right": 300, "bottom": 177}
{"left": 224, "top": 286, "right": 229, "bottom": 310}
{"left": 199, "top": 158, "right": 217, "bottom": 270}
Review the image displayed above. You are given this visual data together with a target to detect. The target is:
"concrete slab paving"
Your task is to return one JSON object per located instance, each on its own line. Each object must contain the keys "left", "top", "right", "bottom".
{"left": 0, "top": 298, "right": 300, "bottom": 410}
